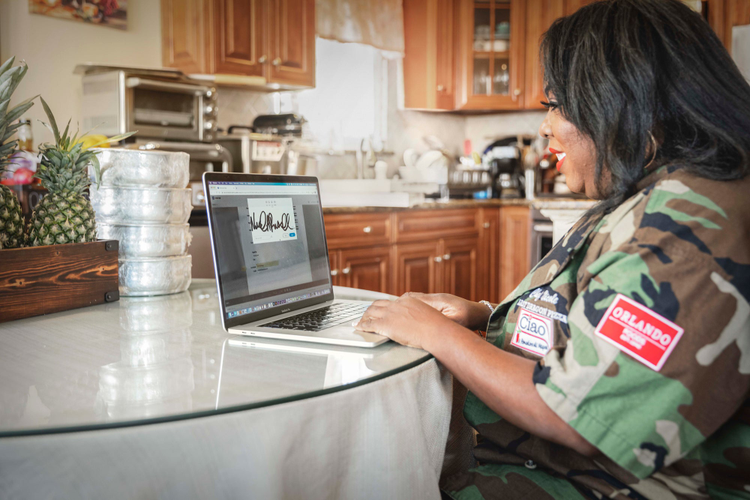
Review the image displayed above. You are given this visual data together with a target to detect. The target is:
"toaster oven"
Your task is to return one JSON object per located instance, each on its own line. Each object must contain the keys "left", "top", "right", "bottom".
{"left": 81, "top": 70, "right": 218, "bottom": 143}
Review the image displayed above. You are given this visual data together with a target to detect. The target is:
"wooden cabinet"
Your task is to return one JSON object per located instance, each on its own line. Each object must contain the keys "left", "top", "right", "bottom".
{"left": 213, "top": 0, "right": 265, "bottom": 77}
{"left": 441, "top": 237, "right": 479, "bottom": 300}
{"left": 162, "top": 0, "right": 315, "bottom": 88}
{"left": 337, "top": 246, "right": 391, "bottom": 293}
{"left": 267, "top": 0, "right": 316, "bottom": 87}
{"left": 403, "top": 0, "right": 456, "bottom": 110}
{"left": 455, "top": 0, "right": 526, "bottom": 110}
{"left": 708, "top": 0, "right": 750, "bottom": 54}
{"left": 161, "top": 0, "right": 209, "bottom": 74}
{"left": 478, "top": 207, "right": 500, "bottom": 303}
{"left": 394, "top": 240, "right": 442, "bottom": 295}
{"left": 523, "top": 0, "right": 564, "bottom": 110}
{"left": 324, "top": 206, "right": 531, "bottom": 302}
{"left": 499, "top": 205, "right": 530, "bottom": 300}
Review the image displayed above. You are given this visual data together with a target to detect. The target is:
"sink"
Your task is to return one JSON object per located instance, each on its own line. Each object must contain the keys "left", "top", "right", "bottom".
{"left": 319, "top": 179, "right": 414, "bottom": 207}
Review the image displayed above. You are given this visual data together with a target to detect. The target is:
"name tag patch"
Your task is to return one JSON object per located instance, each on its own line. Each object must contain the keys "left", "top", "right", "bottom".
{"left": 511, "top": 308, "right": 554, "bottom": 357}
{"left": 594, "top": 294, "right": 684, "bottom": 371}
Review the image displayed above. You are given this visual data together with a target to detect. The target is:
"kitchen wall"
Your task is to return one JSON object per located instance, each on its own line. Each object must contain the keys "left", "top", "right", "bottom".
{"left": 0, "top": 1, "right": 162, "bottom": 145}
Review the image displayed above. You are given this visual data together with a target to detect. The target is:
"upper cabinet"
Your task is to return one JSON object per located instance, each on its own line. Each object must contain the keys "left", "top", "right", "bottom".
{"left": 162, "top": 0, "right": 316, "bottom": 89}
{"left": 403, "top": 0, "right": 457, "bottom": 110}
{"left": 455, "top": 0, "right": 526, "bottom": 110}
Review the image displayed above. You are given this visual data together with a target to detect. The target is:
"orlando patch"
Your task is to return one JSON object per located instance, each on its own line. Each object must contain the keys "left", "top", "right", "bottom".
{"left": 594, "top": 294, "right": 684, "bottom": 371}
{"left": 511, "top": 308, "right": 553, "bottom": 357}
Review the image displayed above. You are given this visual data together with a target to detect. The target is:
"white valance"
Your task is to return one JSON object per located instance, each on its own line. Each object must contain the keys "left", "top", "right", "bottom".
{"left": 316, "top": 0, "right": 405, "bottom": 56}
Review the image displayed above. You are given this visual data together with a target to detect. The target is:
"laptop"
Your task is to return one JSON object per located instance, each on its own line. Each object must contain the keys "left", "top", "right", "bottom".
{"left": 202, "top": 172, "right": 388, "bottom": 348}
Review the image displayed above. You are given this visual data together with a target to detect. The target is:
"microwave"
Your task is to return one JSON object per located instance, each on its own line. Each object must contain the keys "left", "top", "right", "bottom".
{"left": 81, "top": 70, "right": 218, "bottom": 143}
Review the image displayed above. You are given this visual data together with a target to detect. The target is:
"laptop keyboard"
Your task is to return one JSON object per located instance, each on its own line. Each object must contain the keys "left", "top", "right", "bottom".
{"left": 260, "top": 302, "right": 371, "bottom": 332}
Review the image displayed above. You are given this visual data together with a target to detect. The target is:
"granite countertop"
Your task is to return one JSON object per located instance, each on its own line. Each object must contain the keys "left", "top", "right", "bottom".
{"left": 322, "top": 197, "right": 596, "bottom": 214}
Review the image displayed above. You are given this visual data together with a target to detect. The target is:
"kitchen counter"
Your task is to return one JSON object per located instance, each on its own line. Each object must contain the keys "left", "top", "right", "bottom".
{"left": 322, "top": 197, "right": 596, "bottom": 213}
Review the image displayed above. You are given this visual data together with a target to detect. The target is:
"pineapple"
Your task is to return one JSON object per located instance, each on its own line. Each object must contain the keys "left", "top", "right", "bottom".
{"left": 0, "top": 57, "right": 35, "bottom": 249}
{"left": 26, "top": 98, "right": 132, "bottom": 246}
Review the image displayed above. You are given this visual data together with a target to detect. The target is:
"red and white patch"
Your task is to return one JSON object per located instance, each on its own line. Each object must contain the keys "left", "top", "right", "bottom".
{"left": 594, "top": 294, "right": 684, "bottom": 371}
{"left": 511, "top": 308, "right": 554, "bottom": 357}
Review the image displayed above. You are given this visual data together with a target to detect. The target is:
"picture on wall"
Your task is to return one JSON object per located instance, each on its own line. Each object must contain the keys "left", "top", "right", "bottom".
{"left": 29, "top": 0, "right": 127, "bottom": 31}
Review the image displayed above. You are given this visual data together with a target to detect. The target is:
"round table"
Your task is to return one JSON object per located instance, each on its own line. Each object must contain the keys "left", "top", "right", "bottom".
{"left": 0, "top": 280, "right": 452, "bottom": 499}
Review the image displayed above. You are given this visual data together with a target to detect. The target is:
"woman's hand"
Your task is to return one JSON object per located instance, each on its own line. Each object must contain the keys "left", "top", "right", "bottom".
{"left": 354, "top": 294, "right": 467, "bottom": 351}
{"left": 405, "top": 292, "right": 493, "bottom": 331}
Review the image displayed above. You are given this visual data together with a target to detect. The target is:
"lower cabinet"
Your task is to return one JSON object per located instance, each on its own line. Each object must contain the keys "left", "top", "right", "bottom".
{"left": 393, "top": 240, "right": 442, "bottom": 295}
{"left": 325, "top": 206, "right": 530, "bottom": 302}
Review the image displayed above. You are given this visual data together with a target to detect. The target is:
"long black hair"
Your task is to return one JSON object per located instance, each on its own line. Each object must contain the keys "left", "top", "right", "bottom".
{"left": 541, "top": 0, "right": 750, "bottom": 211}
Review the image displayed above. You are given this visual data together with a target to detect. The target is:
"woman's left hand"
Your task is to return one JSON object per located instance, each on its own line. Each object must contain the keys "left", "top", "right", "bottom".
{"left": 354, "top": 294, "right": 461, "bottom": 351}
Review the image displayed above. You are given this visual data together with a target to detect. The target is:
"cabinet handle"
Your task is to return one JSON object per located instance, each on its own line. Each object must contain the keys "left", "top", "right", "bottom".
{"left": 437, "top": 84, "right": 444, "bottom": 92}
{"left": 483, "top": 222, "right": 491, "bottom": 229}
{"left": 434, "top": 256, "right": 442, "bottom": 263}
{"left": 443, "top": 254, "right": 451, "bottom": 260}
{"left": 330, "top": 269, "right": 339, "bottom": 276}
{"left": 258, "top": 55, "right": 267, "bottom": 64}
{"left": 342, "top": 267, "right": 351, "bottom": 274}
{"left": 272, "top": 57, "right": 283, "bottom": 66}
{"left": 362, "top": 226, "right": 372, "bottom": 233}
{"left": 513, "top": 88, "right": 522, "bottom": 96}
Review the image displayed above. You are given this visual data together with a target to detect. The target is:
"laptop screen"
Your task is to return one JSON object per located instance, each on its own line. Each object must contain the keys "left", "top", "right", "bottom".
{"left": 205, "top": 177, "right": 333, "bottom": 324}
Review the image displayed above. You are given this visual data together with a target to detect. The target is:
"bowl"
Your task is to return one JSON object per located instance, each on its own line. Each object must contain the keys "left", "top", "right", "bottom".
{"left": 90, "top": 186, "right": 192, "bottom": 224}
{"left": 97, "top": 223, "right": 191, "bottom": 258}
{"left": 89, "top": 149, "right": 190, "bottom": 188}
{"left": 119, "top": 255, "right": 192, "bottom": 297}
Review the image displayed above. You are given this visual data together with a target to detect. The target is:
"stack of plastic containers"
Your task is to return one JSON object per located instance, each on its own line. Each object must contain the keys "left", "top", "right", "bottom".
{"left": 89, "top": 149, "right": 193, "bottom": 296}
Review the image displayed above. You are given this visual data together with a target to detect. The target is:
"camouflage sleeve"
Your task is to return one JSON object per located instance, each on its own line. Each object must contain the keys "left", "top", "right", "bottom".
{"left": 533, "top": 180, "right": 750, "bottom": 480}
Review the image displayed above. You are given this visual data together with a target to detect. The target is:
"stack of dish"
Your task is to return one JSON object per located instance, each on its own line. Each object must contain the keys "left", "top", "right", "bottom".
{"left": 89, "top": 149, "right": 193, "bottom": 296}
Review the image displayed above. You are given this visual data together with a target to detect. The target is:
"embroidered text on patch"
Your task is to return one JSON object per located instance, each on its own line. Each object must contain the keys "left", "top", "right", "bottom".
{"left": 594, "top": 294, "right": 684, "bottom": 371}
{"left": 511, "top": 308, "right": 554, "bottom": 357}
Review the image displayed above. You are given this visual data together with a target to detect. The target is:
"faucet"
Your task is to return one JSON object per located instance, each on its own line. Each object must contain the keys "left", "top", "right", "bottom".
{"left": 356, "top": 137, "right": 377, "bottom": 179}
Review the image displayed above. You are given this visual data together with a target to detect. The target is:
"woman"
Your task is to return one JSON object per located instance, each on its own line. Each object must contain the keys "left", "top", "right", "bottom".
{"left": 356, "top": 0, "right": 750, "bottom": 498}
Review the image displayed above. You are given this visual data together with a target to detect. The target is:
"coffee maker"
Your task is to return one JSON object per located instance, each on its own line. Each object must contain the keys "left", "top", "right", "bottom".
{"left": 485, "top": 138, "right": 523, "bottom": 198}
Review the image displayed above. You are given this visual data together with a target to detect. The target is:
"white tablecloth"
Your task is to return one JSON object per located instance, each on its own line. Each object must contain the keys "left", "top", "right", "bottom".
{"left": 0, "top": 359, "right": 452, "bottom": 500}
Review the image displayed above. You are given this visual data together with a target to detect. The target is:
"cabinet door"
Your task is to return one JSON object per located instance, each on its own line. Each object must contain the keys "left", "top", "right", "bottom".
{"left": 329, "top": 250, "right": 340, "bottom": 286}
{"left": 394, "top": 241, "right": 442, "bottom": 296}
{"left": 338, "top": 247, "right": 391, "bottom": 294}
{"left": 212, "top": 0, "right": 266, "bottom": 76}
{"left": 268, "top": 0, "right": 316, "bottom": 87}
{"left": 403, "top": 0, "right": 456, "bottom": 110}
{"left": 499, "top": 206, "right": 531, "bottom": 299}
{"left": 524, "top": 0, "right": 564, "bottom": 109}
{"left": 564, "top": 0, "right": 597, "bottom": 16}
{"left": 456, "top": 0, "right": 526, "bottom": 110}
{"left": 442, "top": 237, "right": 479, "bottom": 301}
{"left": 162, "top": 0, "right": 209, "bottom": 73}
{"left": 478, "top": 208, "right": 501, "bottom": 303}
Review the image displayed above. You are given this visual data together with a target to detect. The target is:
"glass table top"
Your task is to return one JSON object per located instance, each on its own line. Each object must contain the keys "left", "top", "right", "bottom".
{"left": 0, "top": 280, "right": 430, "bottom": 437}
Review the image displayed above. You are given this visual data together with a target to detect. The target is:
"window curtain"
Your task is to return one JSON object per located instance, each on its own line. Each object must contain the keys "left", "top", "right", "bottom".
{"left": 316, "top": 0, "right": 405, "bottom": 56}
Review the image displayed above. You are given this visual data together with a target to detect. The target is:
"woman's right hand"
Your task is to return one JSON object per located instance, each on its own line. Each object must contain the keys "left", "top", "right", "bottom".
{"left": 403, "top": 292, "right": 493, "bottom": 331}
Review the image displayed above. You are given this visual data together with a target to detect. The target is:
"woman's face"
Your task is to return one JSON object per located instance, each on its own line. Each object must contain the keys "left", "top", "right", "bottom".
{"left": 538, "top": 95, "right": 603, "bottom": 199}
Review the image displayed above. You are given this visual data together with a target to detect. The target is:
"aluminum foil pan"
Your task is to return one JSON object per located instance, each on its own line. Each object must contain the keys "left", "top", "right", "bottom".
{"left": 119, "top": 255, "right": 192, "bottom": 297}
{"left": 89, "top": 148, "right": 190, "bottom": 188}
{"left": 97, "top": 223, "right": 191, "bottom": 258}
{"left": 90, "top": 186, "right": 192, "bottom": 224}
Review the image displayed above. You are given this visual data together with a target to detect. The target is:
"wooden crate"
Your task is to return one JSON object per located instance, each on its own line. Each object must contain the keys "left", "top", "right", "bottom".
{"left": 0, "top": 240, "right": 120, "bottom": 323}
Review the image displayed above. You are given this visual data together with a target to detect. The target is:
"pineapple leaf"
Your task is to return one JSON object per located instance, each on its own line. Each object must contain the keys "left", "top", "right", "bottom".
{"left": 61, "top": 119, "right": 71, "bottom": 147}
{"left": 0, "top": 67, "right": 21, "bottom": 102}
{"left": 4, "top": 99, "right": 35, "bottom": 126}
{"left": 0, "top": 57, "right": 15, "bottom": 78}
{"left": 5, "top": 64, "right": 28, "bottom": 102}
{"left": 86, "top": 131, "right": 137, "bottom": 149}
{"left": 0, "top": 98, "right": 9, "bottom": 119}
{"left": 39, "top": 97, "right": 60, "bottom": 144}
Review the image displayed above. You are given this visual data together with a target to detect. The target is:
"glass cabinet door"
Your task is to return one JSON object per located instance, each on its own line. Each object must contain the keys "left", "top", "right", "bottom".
{"left": 460, "top": 0, "right": 523, "bottom": 109}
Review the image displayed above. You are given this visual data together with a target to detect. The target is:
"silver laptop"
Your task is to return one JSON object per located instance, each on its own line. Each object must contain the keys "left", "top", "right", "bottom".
{"left": 203, "top": 172, "right": 388, "bottom": 348}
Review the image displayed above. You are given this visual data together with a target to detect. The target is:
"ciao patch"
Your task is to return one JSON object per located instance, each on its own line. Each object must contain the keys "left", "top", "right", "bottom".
{"left": 595, "top": 294, "right": 684, "bottom": 371}
{"left": 511, "top": 308, "right": 554, "bottom": 357}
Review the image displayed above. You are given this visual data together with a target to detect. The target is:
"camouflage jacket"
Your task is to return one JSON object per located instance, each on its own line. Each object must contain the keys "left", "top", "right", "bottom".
{"left": 443, "top": 166, "right": 750, "bottom": 500}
